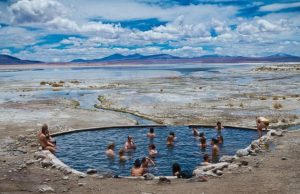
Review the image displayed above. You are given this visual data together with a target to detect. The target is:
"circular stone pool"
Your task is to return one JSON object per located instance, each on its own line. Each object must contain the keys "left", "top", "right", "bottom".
{"left": 55, "top": 126, "right": 258, "bottom": 176}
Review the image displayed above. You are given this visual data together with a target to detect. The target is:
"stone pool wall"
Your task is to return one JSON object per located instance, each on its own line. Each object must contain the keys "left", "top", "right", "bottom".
{"left": 33, "top": 125, "right": 285, "bottom": 180}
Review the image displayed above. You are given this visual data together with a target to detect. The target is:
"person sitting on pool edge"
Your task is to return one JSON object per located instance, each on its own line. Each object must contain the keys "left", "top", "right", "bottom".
{"left": 192, "top": 127, "right": 199, "bottom": 136}
{"left": 256, "top": 116, "right": 269, "bottom": 138}
{"left": 106, "top": 143, "right": 115, "bottom": 157}
{"left": 124, "top": 136, "right": 136, "bottom": 151}
{"left": 199, "top": 132, "right": 207, "bottom": 148}
{"left": 215, "top": 121, "right": 224, "bottom": 133}
{"left": 147, "top": 127, "right": 156, "bottom": 138}
{"left": 202, "top": 154, "right": 211, "bottom": 166}
{"left": 141, "top": 157, "right": 155, "bottom": 173}
{"left": 211, "top": 138, "right": 219, "bottom": 159}
{"left": 148, "top": 144, "right": 158, "bottom": 157}
{"left": 172, "top": 162, "right": 194, "bottom": 179}
{"left": 118, "top": 148, "right": 127, "bottom": 161}
{"left": 38, "top": 124, "right": 56, "bottom": 154}
{"left": 131, "top": 159, "right": 145, "bottom": 176}
{"left": 166, "top": 132, "right": 176, "bottom": 146}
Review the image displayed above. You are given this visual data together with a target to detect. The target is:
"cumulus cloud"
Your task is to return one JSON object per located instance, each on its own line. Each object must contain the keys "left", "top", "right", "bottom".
{"left": 9, "top": 0, "right": 67, "bottom": 23}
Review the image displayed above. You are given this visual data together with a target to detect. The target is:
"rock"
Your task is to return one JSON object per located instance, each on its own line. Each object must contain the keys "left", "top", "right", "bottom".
{"left": 219, "top": 155, "right": 235, "bottom": 163}
{"left": 38, "top": 185, "right": 55, "bottom": 193}
{"left": 79, "top": 174, "right": 87, "bottom": 178}
{"left": 186, "top": 176, "right": 208, "bottom": 182}
{"left": 193, "top": 162, "right": 229, "bottom": 177}
{"left": 78, "top": 182, "right": 86, "bottom": 186}
{"left": 215, "top": 170, "right": 223, "bottom": 176}
{"left": 281, "top": 157, "right": 287, "bottom": 160}
{"left": 41, "top": 159, "right": 53, "bottom": 168}
{"left": 86, "top": 168, "right": 97, "bottom": 175}
{"left": 236, "top": 149, "right": 249, "bottom": 157}
{"left": 31, "top": 143, "right": 38, "bottom": 147}
{"left": 248, "top": 167, "right": 253, "bottom": 172}
{"left": 45, "top": 178, "right": 50, "bottom": 182}
{"left": 62, "top": 176, "right": 69, "bottom": 180}
{"left": 143, "top": 173, "right": 155, "bottom": 180}
{"left": 16, "top": 147, "right": 27, "bottom": 154}
{"left": 158, "top": 177, "right": 171, "bottom": 184}
{"left": 228, "top": 164, "right": 239, "bottom": 170}
{"left": 241, "top": 160, "right": 249, "bottom": 166}
{"left": 17, "top": 135, "right": 26, "bottom": 141}
{"left": 26, "top": 160, "right": 36, "bottom": 165}
{"left": 20, "top": 164, "right": 27, "bottom": 169}
{"left": 34, "top": 152, "right": 47, "bottom": 160}
{"left": 275, "top": 131, "right": 283, "bottom": 137}
{"left": 251, "top": 140, "right": 260, "bottom": 149}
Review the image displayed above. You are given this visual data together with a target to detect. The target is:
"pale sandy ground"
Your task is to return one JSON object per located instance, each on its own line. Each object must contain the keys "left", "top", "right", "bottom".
{"left": 0, "top": 63, "right": 299, "bottom": 193}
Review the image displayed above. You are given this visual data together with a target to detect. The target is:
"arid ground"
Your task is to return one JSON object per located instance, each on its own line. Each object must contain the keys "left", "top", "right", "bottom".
{"left": 0, "top": 63, "right": 299, "bottom": 193}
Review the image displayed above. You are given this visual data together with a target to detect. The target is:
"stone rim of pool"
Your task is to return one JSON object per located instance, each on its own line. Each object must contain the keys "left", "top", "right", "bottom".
{"left": 51, "top": 124, "right": 258, "bottom": 178}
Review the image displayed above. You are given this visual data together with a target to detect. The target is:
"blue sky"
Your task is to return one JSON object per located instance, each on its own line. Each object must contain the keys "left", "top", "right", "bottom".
{"left": 0, "top": 0, "right": 300, "bottom": 62}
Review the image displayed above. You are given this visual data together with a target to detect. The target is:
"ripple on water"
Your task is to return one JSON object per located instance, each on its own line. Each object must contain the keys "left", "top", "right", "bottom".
{"left": 55, "top": 126, "right": 258, "bottom": 176}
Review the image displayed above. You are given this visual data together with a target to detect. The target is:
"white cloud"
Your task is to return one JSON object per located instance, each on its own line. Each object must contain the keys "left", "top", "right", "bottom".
{"left": 259, "top": 2, "right": 300, "bottom": 12}
{"left": 9, "top": 0, "right": 67, "bottom": 24}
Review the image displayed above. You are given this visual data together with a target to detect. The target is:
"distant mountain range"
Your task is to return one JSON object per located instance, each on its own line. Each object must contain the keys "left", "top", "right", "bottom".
{"left": 1, "top": 53, "right": 300, "bottom": 65}
{"left": 0, "top": 54, "right": 42, "bottom": 65}
{"left": 71, "top": 53, "right": 300, "bottom": 64}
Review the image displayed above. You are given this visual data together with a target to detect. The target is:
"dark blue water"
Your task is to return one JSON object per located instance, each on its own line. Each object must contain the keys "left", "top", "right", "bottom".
{"left": 55, "top": 126, "right": 257, "bottom": 176}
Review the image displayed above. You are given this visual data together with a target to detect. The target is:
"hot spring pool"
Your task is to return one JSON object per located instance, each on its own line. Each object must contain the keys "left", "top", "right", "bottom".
{"left": 55, "top": 126, "right": 258, "bottom": 176}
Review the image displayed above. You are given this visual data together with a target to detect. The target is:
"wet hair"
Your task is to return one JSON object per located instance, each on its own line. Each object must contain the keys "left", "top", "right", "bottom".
{"left": 119, "top": 149, "right": 125, "bottom": 156}
{"left": 41, "top": 124, "right": 48, "bottom": 134}
{"left": 149, "top": 144, "right": 156, "bottom": 149}
{"left": 172, "top": 162, "right": 181, "bottom": 175}
{"left": 107, "top": 143, "right": 115, "bottom": 150}
{"left": 203, "top": 154, "right": 209, "bottom": 161}
{"left": 217, "top": 121, "right": 221, "bottom": 125}
{"left": 149, "top": 128, "right": 154, "bottom": 133}
{"left": 199, "top": 132, "right": 204, "bottom": 137}
{"left": 218, "top": 135, "right": 224, "bottom": 142}
{"left": 134, "top": 159, "right": 141, "bottom": 168}
{"left": 212, "top": 138, "right": 218, "bottom": 144}
{"left": 170, "top": 132, "right": 175, "bottom": 137}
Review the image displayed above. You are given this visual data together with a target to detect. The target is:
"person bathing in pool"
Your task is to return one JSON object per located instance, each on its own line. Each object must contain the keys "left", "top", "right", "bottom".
{"left": 141, "top": 157, "right": 155, "bottom": 173}
{"left": 148, "top": 144, "right": 158, "bottom": 157}
{"left": 106, "top": 143, "right": 115, "bottom": 157}
{"left": 192, "top": 127, "right": 199, "bottom": 136}
{"left": 147, "top": 127, "right": 156, "bottom": 138}
{"left": 202, "top": 154, "right": 211, "bottom": 166}
{"left": 124, "top": 136, "right": 136, "bottom": 151}
{"left": 131, "top": 159, "right": 145, "bottom": 176}
{"left": 211, "top": 138, "right": 219, "bottom": 159}
{"left": 199, "top": 132, "right": 207, "bottom": 148}
{"left": 118, "top": 148, "right": 127, "bottom": 161}
{"left": 215, "top": 121, "right": 224, "bottom": 134}
{"left": 166, "top": 132, "right": 176, "bottom": 146}
{"left": 38, "top": 124, "right": 56, "bottom": 154}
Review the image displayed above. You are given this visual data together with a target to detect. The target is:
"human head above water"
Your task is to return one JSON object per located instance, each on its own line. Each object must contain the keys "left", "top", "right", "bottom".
{"left": 149, "top": 128, "right": 154, "bottom": 133}
{"left": 211, "top": 138, "right": 218, "bottom": 144}
{"left": 134, "top": 159, "right": 141, "bottom": 168}
{"left": 119, "top": 149, "right": 125, "bottom": 156}
{"left": 170, "top": 132, "right": 175, "bottom": 137}
{"left": 149, "top": 144, "right": 156, "bottom": 149}
{"left": 217, "top": 121, "right": 222, "bottom": 126}
{"left": 107, "top": 143, "right": 115, "bottom": 150}
{"left": 199, "top": 132, "right": 204, "bottom": 137}
{"left": 203, "top": 154, "right": 209, "bottom": 161}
